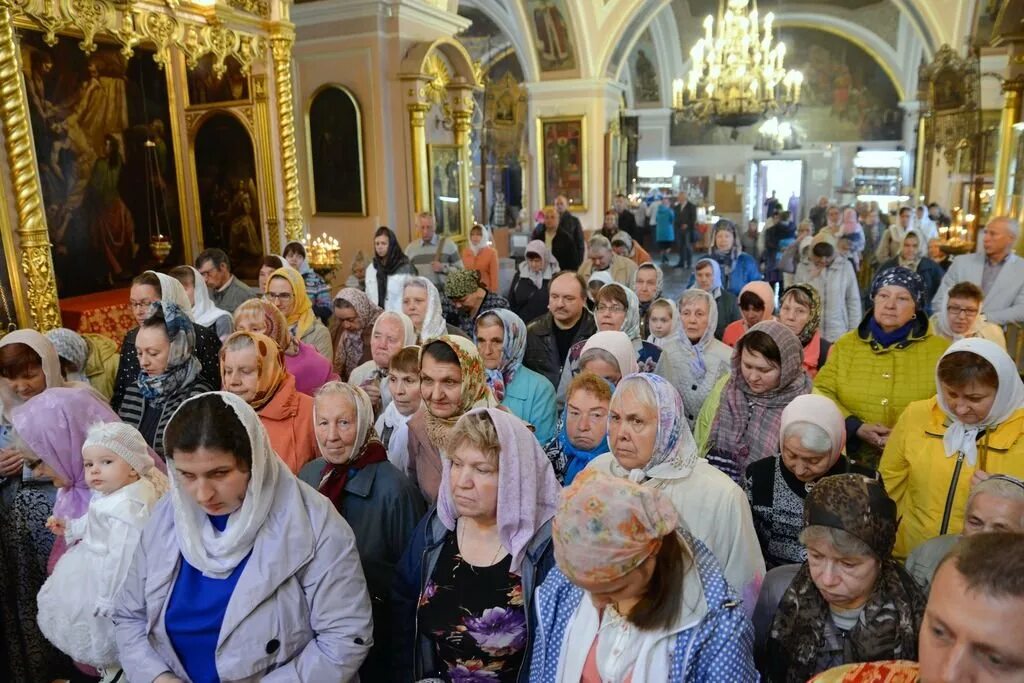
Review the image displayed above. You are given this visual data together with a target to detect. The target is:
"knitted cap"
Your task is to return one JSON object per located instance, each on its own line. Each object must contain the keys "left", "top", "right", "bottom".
{"left": 82, "top": 421, "right": 156, "bottom": 475}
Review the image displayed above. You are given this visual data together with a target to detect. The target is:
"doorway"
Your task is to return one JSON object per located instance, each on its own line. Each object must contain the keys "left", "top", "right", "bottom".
{"left": 753, "top": 159, "right": 803, "bottom": 222}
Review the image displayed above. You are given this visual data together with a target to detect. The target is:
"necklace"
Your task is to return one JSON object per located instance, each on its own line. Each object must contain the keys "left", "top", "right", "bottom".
{"left": 458, "top": 518, "right": 505, "bottom": 567}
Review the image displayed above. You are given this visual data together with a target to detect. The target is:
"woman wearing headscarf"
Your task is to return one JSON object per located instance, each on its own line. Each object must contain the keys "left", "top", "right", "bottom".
{"left": 778, "top": 283, "right": 831, "bottom": 378}
{"left": 722, "top": 280, "right": 776, "bottom": 346}
{"left": 532, "top": 470, "right": 758, "bottom": 682}
{"left": 397, "top": 275, "right": 463, "bottom": 343}
{"left": 697, "top": 320, "right": 813, "bottom": 484}
{"left": 746, "top": 395, "right": 877, "bottom": 569}
{"left": 220, "top": 331, "right": 318, "bottom": 474}
{"left": 814, "top": 267, "right": 950, "bottom": 467}
{"left": 406, "top": 336, "right": 498, "bottom": 504}
{"left": 330, "top": 287, "right": 382, "bottom": 381}
{"left": 657, "top": 288, "right": 732, "bottom": 430}
{"left": 633, "top": 262, "right": 663, "bottom": 338}
{"left": 393, "top": 408, "right": 560, "bottom": 683}
{"left": 754, "top": 474, "right": 924, "bottom": 683}
{"left": 233, "top": 298, "right": 338, "bottom": 396}
{"left": 168, "top": 265, "right": 233, "bottom": 341}
{"left": 508, "top": 239, "right": 559, "bottom": 325}
{"left": 365, "top": 226, "right": 416, "bottom": 310}
{"left": 876, "top": 230, "right": 943, "bottom": 315}
{"left": 283, "top": 240, "right": 332, "bottom": 322}
{"left": 544, "top": 372, "right": 613, "bottom": 486}
{"left": 462, "top": 223, "right": 499, "bottom": 292}
{"left": 298, "top": 382, "right": 425, "bottom": 682}
{"left": 610, "top": 229, "right": 652, "bottom": 265}
{"left": 692, "top": 256, "right": 742, "bottom": 338}
{"left": 111, "top": 271, "right": 222, "bottom": 411}
{"left": 879, "top": 339, "right": 1024, "bottom": 559}
{"left": 347, "top": 310, "right": 418, "bottom": 410}
{"left": 475, "top": 309, "right": 557, "bottom": 443}
{"left": 928, "top": 280, "right": 1006, "bottom": 348}
{"left": 265, "top": 266, "right": 334, "bottom": 360}
{"left": 588, "top": 373, "right": 765, "bottom": 611}
{"left": 113, "top": 392, "right": 374, "bottom": 681}
{"left": 46, "top": 327, "right": 119, "bottom": 399}
{"left": 573, "top": 330, "right": 640, "bottom": 387}
{"left": 705, "top": 219, "right": 762, "bottom": 296}
{"left": 117, "top": 301, "right": 214, "bottom": 459}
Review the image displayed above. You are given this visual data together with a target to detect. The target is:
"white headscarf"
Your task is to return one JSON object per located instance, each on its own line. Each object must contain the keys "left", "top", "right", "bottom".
{"left": 468, "top": 226, "right": 492, "bottom": 256}
{"left": 399, "top": 277, "right": 447, "bottom": 343}
{"left": 376, "top": 400, "right": 415, "bottom": 473}
{"left": 930, "top": 300, "right": 993, "bottom": 342}
{"left": 149, "top": 271, "right": 193, "bottom": 319}
{"left": 186, "top": 266, "right": 230, "bottom": 329}
{"left": 676, "top": 288, "right": 720, "bottom": 380}
{"left": 937, "top": 339, "right": 1024, "bottom": 467}
{"left": 520, "top": 240, "right": 560, "bottom": 289}
{"left": 374, "top": 310, "right": 418, "bottom": 347}
{"left": 0, "top": 329, "right": 67, "bottom": 424}
{"left": 312, "top": 382, "right": 376, "bottom": 464}
{"left": 644, "top": 298, "right": 682, "bottom": 348}
{"left": 167, "top": 392, "right": 282, "bottom": 578}
{"left": 580, "top": 331, "right": 639, "bottom": 379}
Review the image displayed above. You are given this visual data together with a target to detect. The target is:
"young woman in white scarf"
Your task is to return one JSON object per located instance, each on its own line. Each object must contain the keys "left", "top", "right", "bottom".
{"left": 169, "top": 265, "right": 233, "bottom": 341}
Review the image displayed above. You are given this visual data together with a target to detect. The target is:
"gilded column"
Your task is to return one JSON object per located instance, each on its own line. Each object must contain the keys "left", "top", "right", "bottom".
{"left": 0, "top": 3, "right": 60, "bottom": 330}
{"left": 270, "top": 27, "right": 304, "bottom": 243}
{"left": 450, "top": 84, "right": 475, "bottom": 238}
{"left": 409, "top": 102, "right": 430, "bottom": 214}
{"left": 993, "top": 77, "right": 1023, "bottom": 217}
{"left": 252, "top": 74, "right": 282, "bottom": 255}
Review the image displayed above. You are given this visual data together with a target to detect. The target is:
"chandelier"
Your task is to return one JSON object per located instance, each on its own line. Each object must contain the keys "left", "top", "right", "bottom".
{"left": 672, "top": 0, "right": 803, "bottom": 130}
{"left": 755, "top": 117, "right": 799, "bottom": 153}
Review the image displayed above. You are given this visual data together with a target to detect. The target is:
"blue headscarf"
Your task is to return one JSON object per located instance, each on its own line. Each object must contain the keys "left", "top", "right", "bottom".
{"left": 559, "top": 375, "right": 614, "bottom": 486}
{"left": 695, "top": 257, "right": 724, "bottom": 291}
{"left": 475, "top": 309, "right": 527, "bottom": 403}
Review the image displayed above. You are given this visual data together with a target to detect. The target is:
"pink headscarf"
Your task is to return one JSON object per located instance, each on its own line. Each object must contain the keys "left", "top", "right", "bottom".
{"left": 739, "top": 281, "right": 776, "bottom": 322}
{"left": 779, "top": 394, "right": 846, "bottom": 467}
{"left": 437, "top": 408, "right": 561, "bottom": 574}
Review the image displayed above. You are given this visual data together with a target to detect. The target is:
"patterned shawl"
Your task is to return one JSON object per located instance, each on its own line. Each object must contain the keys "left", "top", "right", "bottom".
{"left": 476, "top": 309, "right": 528, "bottom": 403}
{"left": 137, "top": 302, "right": 202, "bottom": 405}
{"left": 220, "top": 331, "right": 287, "bottom": 411}
{"left": 781, "top": 283, "right": 823, "bottom": 346}
{"left": 423, "top": 335, "right": 498, "bottom": 452}
{"left": 333, "top": 287, "right": 383, "bottom": 380}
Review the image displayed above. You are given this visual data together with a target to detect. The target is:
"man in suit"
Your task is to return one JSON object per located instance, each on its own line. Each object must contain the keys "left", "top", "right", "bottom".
{"left": 614, "top": 194, "right": 638, "bottom": 239}
{"left": 673, "top": 191, "right": 697, "bottom": 269}
{"left": 932, "top": 216, "right": 1024, "bottom": 326}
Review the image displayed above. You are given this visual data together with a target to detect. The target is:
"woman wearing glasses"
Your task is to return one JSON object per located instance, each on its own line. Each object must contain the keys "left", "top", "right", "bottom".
{"left": 264, "top": 267, "right": 333, "bottom": 361}
{"left": 879, "top": 338, "right": 1024, "bottom": 560}
{"left": 929, "top": 281, "right": 1006, "bottom": 348}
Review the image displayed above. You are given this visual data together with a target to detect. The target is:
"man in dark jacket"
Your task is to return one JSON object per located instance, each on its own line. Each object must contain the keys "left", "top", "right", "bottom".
{"left": 524, "top": 271, "right": 597, "bottom": 389}
{"left": 531, "top": 206, "right": 582, "bottom": 270}
{"left": 673, "top": 191, "right": 697, "bottom": 269}
{"left": 555, "top": 194, "right": 586, "bottom": 264}
{"left": 614, "top": 194, "right": 638, "bottom": 238}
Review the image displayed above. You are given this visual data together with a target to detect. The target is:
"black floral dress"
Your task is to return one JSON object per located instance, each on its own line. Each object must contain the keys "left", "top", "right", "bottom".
{"left": 417, "top": 533, "right": 528, "bottom": 683}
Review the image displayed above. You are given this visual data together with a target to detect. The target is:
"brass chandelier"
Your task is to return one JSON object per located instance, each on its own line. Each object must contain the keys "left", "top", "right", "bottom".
{"left": 672, "top": 0, "right": 803, "bottom": 130}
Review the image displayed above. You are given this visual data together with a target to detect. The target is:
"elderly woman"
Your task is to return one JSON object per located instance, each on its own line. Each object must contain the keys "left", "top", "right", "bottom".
{"left": 778, "top": 283, "right": 831, "bottom": 378}
{"left": 233, "top": 298, "right": 338, "bottom": 396}
{"left": 754, "top": 474, "right": 924, "bottom": 682}
{"left": 46, "top": 327, "right": 119, "bottom": 399}
{"left": 703, "top": 219, "right": 762, "bottom": 296}
{"left": 747, "top": 395, "right": 876, "bottom": 569}
{"left": 508, "top": 239, "right": 559, "bottom": 325}
{"left": 814, "top": 267, "right": 950, "bottom": 467}
{"left": 462, "top": 223, "right": 499, "bottom": 292}
{"left": 117, "top": 302, "right": 213, "bottom": 459}
{"left": 330, "top": 287, "right": 382, "bottom": 381}
{"left": 220, "top": 331, "right": 317, "bottom": 474}
{"left": 265, "top": 266, "right": 333, "bottom": 360}
{"left": 298, "top": 382, "right": 425, "bottom": 682}
{"left": 929, "top": 281, "right": 1006, "bottom": 348}
{"left": 575, "top": 330, "right": 639, "bottom": 387}
{"left": 657, "top": 288, "right": 732, "bottom": 429}
{"left": 544, "top": 372, "right": 612, "bottom": 486}
{"left": 533, "top": 470, "right": 757, "bottom": 681}
{"left": 407, "top": 336, "right": 497, "bottom": 504}
{"left": 610, "top": 229, "right": 652, "bottom": 265}
{"left": 880, "top": 339, "right": 1024, "bottom": 560}
{"left": 397, "top": 275, "right": 463, "bottom": 343}
{"left": 113, "top": 392, "right": 373, "bottom": 681}
{"left": 876, "top": 230, "right": 943, "bottom": 315}
{"left": 692, "top": 257, "right": 742, "bottom": 338}
{"left": 112, "top": 271, "right": 221, "bottom": 411}
{"left": 365, "top": 226, "right": 416, "bottom": 309}
{"left": 348, "top": 310, "right": 418, "bottom": 410}
{"left": 589, "top": 373, "right": 765, "bottom": 608}
{"left": 283, "top": 240, "right": 332, "bottom": 322}
{"left": 633, "top": 262, "right": 663, "bottom": 338}
{"left": 722, "top": 280, "right": 776, "bottom": 346}
{"left": 475, "top": 309, "right": 557, "bottom": 443}
{"left": 393, "top": 408, "right": 560, "bottom": 683}
{"left": 696, "top": 321, "right": 813, "bottom": 484}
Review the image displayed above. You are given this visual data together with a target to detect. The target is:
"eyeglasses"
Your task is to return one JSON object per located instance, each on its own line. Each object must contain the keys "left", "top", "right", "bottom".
{"left": 596, "top": 304, "right": 626, "bottom": 314}
{"left": 946, "top": 305, "right": 979, "bottom": 317}
{"left": 129, "top": 300, "right": 155, "bottom": 311}
{"left": 264, "top": 292, "right": 293, "bottom": 302}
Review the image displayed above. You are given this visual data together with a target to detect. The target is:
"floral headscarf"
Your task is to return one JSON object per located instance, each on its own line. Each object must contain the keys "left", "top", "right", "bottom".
{"left": 936, "top": 339, "right": 1024, "bottom": 467}
{"left": 438, "top": 407, "right": 561, "bottom": 575}
{"left": 598, "top": 283, "right": 642, "bottom": 350}
{"left": 220, "top": 331, "right": 287, "bottom": 411}
{"left": 268, "top": 266, "right": 317, "bottom": 338}
{"left": 521, "top": 239, "right": 560, "bottom": 289}
{"left": 475, "top": 309, "right": 528, "bottom": 403}
{"left": 611, "top": 373, "right": 700, "bottom": 481}
{"left": 333, "top": 287, "right": 382, "bottom": 379}
{"left": 780, "top": 284, "right": 823, "bottom": 346}
{"left": 423, "top": 335, "right": 498, "bottom": 451}
{"left": 400, "top": 276, "right": 447, "bottom": 343}
{"left": 137, "top": 301, "right": 203, "bottom": 404}
{"left": 676, "top": 288, "right": 720, "bottom": 380}
{"left": 870, "top": 266, "right": 925, "bottom": 312}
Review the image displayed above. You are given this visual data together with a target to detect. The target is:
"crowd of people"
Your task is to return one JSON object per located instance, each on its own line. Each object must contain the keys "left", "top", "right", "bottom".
{"left": 0, "top": 198, "right": 1022, "bottom": 683}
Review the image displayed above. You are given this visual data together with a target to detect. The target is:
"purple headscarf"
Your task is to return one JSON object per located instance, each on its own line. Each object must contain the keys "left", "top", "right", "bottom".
{"left": 437, "top": 407, "right": 561, "bottom": 574}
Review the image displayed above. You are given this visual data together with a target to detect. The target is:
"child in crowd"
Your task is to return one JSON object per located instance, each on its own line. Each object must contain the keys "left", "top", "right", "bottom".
{"left": 36, "top": 422, "right": 168, "bottom": 674}
{"left": 645, "top": 298, "right": 680, "bottom": 348}
{"left": 374, "top": 345, "right": 422, "bottom": 475}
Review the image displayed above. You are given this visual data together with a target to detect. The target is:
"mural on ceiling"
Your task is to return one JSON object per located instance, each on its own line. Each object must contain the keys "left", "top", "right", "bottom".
{"left": 526, "top": 0, "right": 577, "bottom": 72}
{"left": 631, "top": 30, "right": 660, "bottom": 105}
{"left": 671, "top": 27, "right": 903, "bottom": 145}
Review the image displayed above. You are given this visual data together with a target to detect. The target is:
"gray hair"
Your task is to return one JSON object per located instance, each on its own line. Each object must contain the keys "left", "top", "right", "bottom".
{"left": 223, "top": 333, "right": 257, "bottom": 354}
{"left": 678, "top": 289, "right": 710, "bottom": 312}
{"left": 989, "top": 216, "right": 1021, "bottom": 239}
{"left": 799, "top": 525, "right": 874, "bottom": 558}
{"left": 588, "top": 234, "right": 612, "bottom": 253}
{"left": 580, "top": 348, "right": 620, "bottom": 373}
{"left": 781, "top": 421, "right": 833, "bottom": 456}
{"left": 968, "top": 475, "right": 1024, "bottom": 513}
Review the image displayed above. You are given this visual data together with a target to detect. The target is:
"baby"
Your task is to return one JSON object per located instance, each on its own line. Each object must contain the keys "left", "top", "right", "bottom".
{"left": 37, "top": 422, "right": 168, "bottom": 673}
{"left": 374, "top": 345, "right": 422, "bottom": 475}
{"left": 645, "top": 299, "right": 679, "bottom": 348}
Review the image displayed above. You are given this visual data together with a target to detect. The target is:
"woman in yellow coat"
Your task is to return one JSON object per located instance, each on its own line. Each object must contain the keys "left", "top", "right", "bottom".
{"left": 879, "top": 338, "right": 1024, "bottom": 559}
{"left": 813, "top": 267, "right": 949, "bottom": 467}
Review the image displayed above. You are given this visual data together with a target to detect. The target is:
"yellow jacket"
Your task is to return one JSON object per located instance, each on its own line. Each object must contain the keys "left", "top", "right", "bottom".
{"left": 879, "top": 397, "right": 1024, "bottom": 559}
{"left": 83, "top": 333, "right": 119, "bottom": 401}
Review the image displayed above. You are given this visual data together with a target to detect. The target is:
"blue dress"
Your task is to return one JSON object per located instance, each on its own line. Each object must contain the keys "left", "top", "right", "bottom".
{"left": 656, "top": 204, "right": 676, "bottom": 244}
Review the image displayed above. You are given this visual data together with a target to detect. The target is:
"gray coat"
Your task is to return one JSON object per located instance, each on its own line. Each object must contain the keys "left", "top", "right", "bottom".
{"left": 113, "top": 471, "right": 373, "bottom": 682}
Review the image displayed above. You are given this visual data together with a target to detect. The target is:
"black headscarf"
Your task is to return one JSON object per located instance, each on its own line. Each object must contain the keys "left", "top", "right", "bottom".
{"left": 372, "top": 226, "right": 411, "bottom": 307}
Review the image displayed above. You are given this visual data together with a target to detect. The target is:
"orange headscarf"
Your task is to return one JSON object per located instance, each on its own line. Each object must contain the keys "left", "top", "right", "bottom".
{"left": 220, "top": 331, "right": 287, "bottom": 411}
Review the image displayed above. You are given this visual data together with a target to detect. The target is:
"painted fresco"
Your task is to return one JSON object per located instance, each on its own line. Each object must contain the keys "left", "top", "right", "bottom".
{"left": 526, "top": 0, "right": 577, "bottom": 72}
